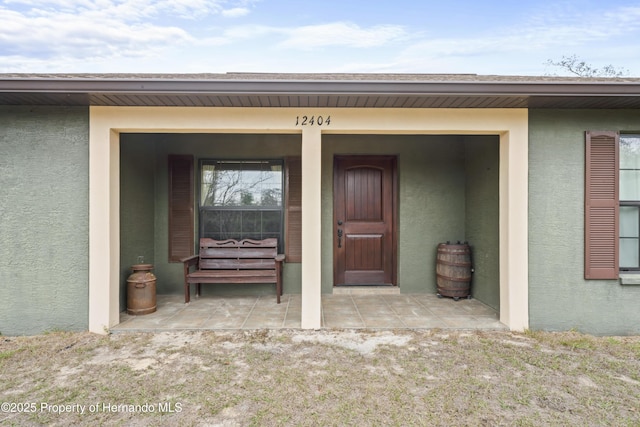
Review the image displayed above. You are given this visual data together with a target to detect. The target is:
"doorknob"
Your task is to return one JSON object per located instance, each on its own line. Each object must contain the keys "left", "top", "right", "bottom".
{"left": 337, "top": 220, "right": 343, "bottom": 225}
{"left": 337, "top": 229, "right": 343, "bottom": 248}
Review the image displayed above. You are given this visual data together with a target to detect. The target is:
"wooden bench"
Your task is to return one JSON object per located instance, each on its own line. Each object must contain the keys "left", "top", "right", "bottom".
{"left": 181, "top": 238, "right": 285, "bottom": 304}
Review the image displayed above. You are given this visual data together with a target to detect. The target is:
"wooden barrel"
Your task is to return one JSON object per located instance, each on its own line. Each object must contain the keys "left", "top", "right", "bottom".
{"left": 127, "top": 264, "right": 157, "bottom": 315}
{"left": 436, "top": 242, "right": 472, "bottom": 300}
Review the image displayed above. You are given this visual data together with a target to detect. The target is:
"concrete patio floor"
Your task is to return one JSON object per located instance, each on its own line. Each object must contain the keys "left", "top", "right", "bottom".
{"left": 113, "top": 288, "right": 506, "bottom": 332}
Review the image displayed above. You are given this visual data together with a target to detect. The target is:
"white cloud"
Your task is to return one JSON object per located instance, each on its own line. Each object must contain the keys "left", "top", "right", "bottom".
{"left": 219, "top": 21, "right": 409, "bottom": 48}
{"left": 278, "top": 22, "right": 409, "bottom": 49}
{"left": 0, "top": 7, "right": 192, "bottom": 58}
{"left": 1, "top": 1, "right": 639, "bottom": 75}
{"left": 0, "top": 0, "right": 256, "bottom": 70}
{"left": 3, "top": 0, "right": 230, "bottom": 20}
{"left": 222, "top": 7, "right": 249, "bottom": 17}
{"left": 389, "top": 4, "right": 640, "bottom": 75}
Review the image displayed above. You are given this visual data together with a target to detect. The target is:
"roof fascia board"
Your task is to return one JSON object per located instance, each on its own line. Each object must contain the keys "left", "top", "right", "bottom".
{"left": 1, "top": 78, "right": 640, "bottom": 97}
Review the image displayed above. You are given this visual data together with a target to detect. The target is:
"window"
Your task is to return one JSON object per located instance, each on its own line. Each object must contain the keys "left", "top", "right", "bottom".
{"left": 199, "top": 160, "right": 284, "bottom": 248}
{"left": 620, "top": 134, "right": 640, "bottom": 270}
{"left": 585, "top": 131, "right": 640, "bottom": 279}
{"left": 168, "top": 155, "right": 301, "bottom": 262}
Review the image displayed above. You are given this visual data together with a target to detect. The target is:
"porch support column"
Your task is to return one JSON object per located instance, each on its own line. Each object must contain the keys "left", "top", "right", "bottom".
{"left": 499, "top": 126, "right": 529, "bottom": 331}
{"left": 300, "top": 127, "right": 322, "bottom": 329}
{"left": 88, "top": 117, "right": 120, "bottom": 334}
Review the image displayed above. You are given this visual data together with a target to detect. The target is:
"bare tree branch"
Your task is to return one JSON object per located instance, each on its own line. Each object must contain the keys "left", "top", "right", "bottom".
{"left": 546, "top": 55, "right": 628, "bottom": 77}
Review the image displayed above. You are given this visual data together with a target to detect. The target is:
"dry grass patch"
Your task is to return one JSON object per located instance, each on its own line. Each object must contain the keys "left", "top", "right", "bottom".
{"left": 0, "top": 329, "right": 639, "bottom": 426}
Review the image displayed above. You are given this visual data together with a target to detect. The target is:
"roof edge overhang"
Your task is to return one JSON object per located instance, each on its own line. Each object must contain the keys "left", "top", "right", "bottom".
{"left": 1, "top": 77, "right": 640, "bottom": 97}
{"left": 1, "top": 75, "right": 640, "bottom": 108}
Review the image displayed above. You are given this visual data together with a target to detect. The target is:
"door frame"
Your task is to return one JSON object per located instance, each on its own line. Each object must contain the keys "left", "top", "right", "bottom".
{"left": 333, "top": 155, "right": 398, "bottom": 287}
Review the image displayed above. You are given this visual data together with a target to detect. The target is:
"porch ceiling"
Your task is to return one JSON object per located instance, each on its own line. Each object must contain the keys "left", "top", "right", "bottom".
{"left": 2, "top": 73, "right": 640, "bottom": 109}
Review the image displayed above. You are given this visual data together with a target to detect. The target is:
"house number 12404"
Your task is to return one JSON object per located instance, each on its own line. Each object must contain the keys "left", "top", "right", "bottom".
{"left": 295, "top": 115, "right": 331, "bottom": 126}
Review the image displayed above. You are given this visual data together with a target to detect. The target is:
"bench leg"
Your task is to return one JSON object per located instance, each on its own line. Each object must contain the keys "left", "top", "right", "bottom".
{"left": 196, "top": 283, "right": 201, "bottom": 298}
{"left": 276, "top": 272, "right": 282, "bottom": 305}
{"left": 185, "top": 281, "right": 190, "bottom": 304}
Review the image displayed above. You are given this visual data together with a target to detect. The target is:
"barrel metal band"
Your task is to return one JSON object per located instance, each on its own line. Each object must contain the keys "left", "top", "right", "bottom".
{"left": 436, "top": 259, "right": 472, "bottom": 267}
{"left": 436, "top": 273, "right": 471, "bottom": 282}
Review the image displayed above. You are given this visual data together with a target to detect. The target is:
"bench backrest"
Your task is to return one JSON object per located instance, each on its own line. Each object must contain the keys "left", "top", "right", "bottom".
{"left": 198, "top": 238, "right": 278, "bottom": 270}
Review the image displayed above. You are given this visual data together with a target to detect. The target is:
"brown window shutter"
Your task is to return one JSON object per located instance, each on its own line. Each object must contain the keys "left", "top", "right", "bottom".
{"left": 168, "top": 154, "right": 194, "bottom": 262}
{"left": 285, "top": 156, "right": 302, "bottom": 262}
{"left": 585, "top": 131, "right": 619, "bottom": 279}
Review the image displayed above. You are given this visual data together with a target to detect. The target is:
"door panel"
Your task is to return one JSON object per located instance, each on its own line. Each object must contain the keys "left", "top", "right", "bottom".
{"left": 345, "top": 168, "right": 383, "bottom": 221}
{"left": 334, "top": 156, "right": 396, "bottom": 286}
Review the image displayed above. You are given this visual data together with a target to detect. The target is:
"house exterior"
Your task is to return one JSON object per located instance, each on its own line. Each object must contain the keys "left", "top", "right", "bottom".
{"left": 1, "top": 73, "right": 639, "bottom": 336}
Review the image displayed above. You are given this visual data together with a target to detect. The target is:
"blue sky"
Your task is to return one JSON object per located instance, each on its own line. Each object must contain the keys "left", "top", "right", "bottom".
{"left": 1, "top": 0, "right": 639, "bottom": 75}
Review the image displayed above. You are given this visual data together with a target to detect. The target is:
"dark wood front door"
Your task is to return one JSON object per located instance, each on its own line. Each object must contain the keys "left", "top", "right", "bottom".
{"left": 334, "top": 156, "right": 397, "bottom": 286}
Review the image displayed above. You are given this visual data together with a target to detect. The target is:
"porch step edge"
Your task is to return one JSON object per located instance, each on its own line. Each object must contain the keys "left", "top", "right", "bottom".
{"left": 333, "top": 286, "right": 400, "bottom": 295}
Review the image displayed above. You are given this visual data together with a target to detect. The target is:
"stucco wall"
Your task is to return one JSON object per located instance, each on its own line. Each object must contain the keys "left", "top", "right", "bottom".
{"left": 119, "top": 133, "right": 302, "bottom": 299}
{"left": 120, "top": 137, "right": 156, "bottom": 310}
{"left": 529, "top": 109, "right": 640, "bottom": 335}
{"left": 465, "top": 136, "right": 500, "bottom": 310}
{"left": 322, "top": 135, "right": 499, "bottom": 303}
{"left": 0, "top": 106, "right": 89, "bottom": 335}
{"left": 118, "top": 133, "right": 500, "bottom": 305}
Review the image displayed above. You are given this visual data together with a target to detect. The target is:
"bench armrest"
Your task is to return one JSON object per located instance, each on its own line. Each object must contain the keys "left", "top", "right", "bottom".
{"left": 181, "top": 255, "right": 200, "bottom": 277}
{"left": 275, "top": 254, "right": 285, "bottom": 262}
{"left": 180, "top": 254, "right": 199, "bottom": 265}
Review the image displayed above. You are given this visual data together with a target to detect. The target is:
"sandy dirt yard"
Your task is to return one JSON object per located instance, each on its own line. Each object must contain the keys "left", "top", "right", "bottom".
{"left": 1, "top": 329, "right": 639, "bottom": 426}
